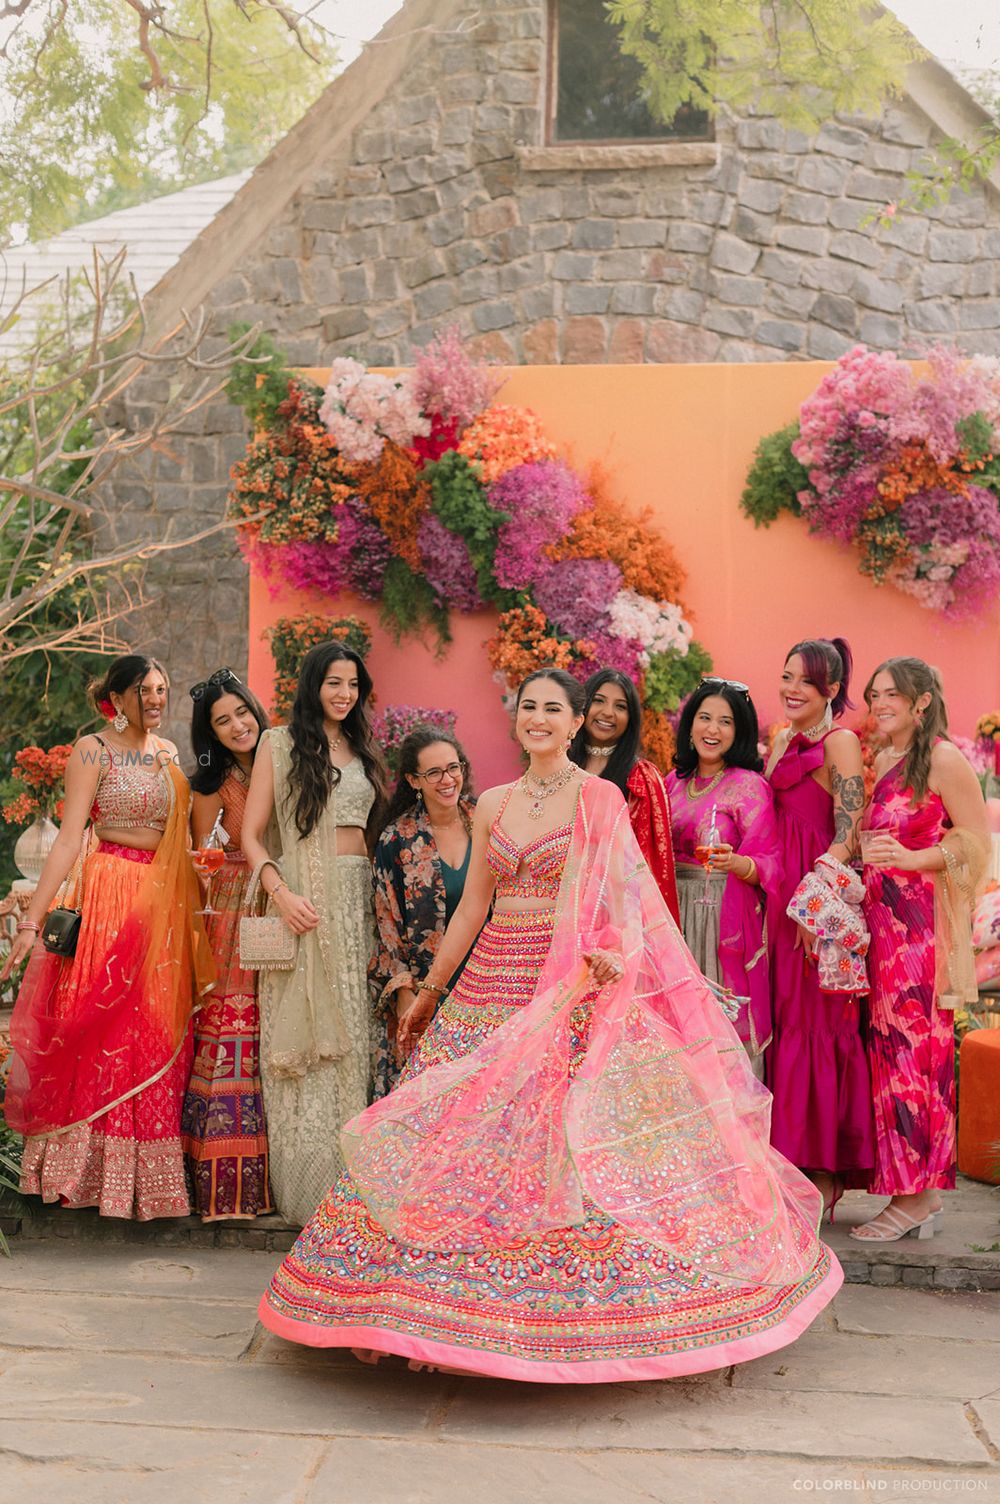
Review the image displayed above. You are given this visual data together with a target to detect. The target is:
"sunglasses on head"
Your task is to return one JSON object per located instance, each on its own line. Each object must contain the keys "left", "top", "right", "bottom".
{"left": 190, "top": 667, "right": 241, "bottom": 701}
{"left": 700, "top": 677, "right": 751, "bottom": 695}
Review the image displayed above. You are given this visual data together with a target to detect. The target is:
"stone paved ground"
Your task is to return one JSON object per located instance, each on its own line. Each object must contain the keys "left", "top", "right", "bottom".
{"left": 1, "top": 1242, "right": 999, "bottom": 1503}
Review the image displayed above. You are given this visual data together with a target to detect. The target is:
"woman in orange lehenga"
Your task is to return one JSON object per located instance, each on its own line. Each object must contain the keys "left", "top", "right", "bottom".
{"left": 2, "top": 655, "right": 214, "bottom": 1220}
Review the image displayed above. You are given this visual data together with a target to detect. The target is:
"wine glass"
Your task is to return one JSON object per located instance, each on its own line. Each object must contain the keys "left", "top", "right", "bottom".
{"left": 694, "top": 803, "right": 721, "bottom": 907}
{"left": 192, "top": 826, "right": 225, "bottom": 916}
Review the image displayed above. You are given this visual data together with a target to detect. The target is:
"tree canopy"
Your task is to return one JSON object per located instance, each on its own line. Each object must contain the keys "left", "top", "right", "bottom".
{"left": 0, "top": 0, "right": 337, "bottom": 243}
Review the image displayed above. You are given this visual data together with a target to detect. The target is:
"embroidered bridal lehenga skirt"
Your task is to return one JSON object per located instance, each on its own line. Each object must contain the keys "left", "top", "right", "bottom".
{"left": 260, "top": 908, "right": 840, "bottom": 1382}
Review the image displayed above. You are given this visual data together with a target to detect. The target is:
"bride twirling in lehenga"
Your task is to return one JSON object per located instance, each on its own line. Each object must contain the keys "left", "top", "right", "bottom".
{"left": 259, "top": 669, "right": 841, "bottom": 1383}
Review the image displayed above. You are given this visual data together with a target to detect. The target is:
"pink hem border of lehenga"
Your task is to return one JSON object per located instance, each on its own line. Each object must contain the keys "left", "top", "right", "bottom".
{"left": 257, "top": 1257, "right": 842, "bottom": 1385}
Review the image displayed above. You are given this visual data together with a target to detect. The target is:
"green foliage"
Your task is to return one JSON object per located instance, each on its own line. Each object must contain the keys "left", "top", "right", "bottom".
{"left": 379, "top": 558, "right": 451, "bottom": 651}
{"left": 225, "top": 325, "right": 297, "bottom": 431}
{"left": 956, "top": 412, "right": 995, "bottom": 467}
{"left": 644, "top": 640, "right": 714, "bottom": 714}
{"left": 740, "top": 421, "right": 809, "bottom": 528}
{"left": 424, "top": 451, "right": 516, "bottom": 609}
{"left": 1, "top": 0, "right": 337, "bottom": 243}
{"left": 604, "top": 0, "right": 923, "bottom": 136}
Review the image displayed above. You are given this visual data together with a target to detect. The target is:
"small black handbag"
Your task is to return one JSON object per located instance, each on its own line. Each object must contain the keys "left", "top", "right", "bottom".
{"left": 42, "top": 907, "right": 82, "bottom": 958}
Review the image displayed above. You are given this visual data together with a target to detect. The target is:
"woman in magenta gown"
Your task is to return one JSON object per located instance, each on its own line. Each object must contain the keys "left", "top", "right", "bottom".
{"left": 852, "top": 658, "right": 987, "bottom": 1244}
{"left": 765, "top": 637, "right": 873, "bottom": 1214}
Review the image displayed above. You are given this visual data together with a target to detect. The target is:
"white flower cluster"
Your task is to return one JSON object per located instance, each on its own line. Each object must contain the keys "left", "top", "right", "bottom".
{"left": 320, "top": 357, "right": 429, "bottom": 464}
{"left": 607, "top": 589, "right": 693, "bottom": 669}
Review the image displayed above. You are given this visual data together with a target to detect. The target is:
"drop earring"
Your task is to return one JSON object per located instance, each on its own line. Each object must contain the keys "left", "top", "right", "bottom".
{"left": 113, "top": 705, "right": 128, "bottom": 733}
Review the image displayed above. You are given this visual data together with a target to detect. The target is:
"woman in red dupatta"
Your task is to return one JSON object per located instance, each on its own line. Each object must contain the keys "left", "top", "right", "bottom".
{"left": 2, "top": 656, "right": 214, "bottom": 1220}
{"left": 569, "top": 669, "right": 679, "bottom": 922}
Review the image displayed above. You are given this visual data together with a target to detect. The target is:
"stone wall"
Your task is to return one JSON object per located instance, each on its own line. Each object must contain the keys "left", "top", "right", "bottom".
{"left": 116, "top": 0, "right": 1000, "bottom": 745}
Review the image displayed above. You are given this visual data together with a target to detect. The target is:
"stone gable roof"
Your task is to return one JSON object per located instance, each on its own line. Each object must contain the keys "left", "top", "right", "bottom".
{"left": 143, "top": 0, "right": 999, "bottom": 344}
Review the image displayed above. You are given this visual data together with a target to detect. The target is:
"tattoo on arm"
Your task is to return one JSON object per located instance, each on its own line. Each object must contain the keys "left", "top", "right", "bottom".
{"left": 830, "top": 768, "right": 865, "bottom": 850}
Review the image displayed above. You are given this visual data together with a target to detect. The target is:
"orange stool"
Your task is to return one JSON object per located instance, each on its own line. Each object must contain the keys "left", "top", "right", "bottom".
{"left": 958, "top": 1028, "right": 1000, "bottom": 1184}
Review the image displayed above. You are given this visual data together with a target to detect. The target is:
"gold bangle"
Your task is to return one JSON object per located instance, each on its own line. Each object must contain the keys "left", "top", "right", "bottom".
{"left": 417, "top": 977, "right": 444, "bottom": 996}
{"left": 742, "top": 856, "right": 757, "bottom": 883}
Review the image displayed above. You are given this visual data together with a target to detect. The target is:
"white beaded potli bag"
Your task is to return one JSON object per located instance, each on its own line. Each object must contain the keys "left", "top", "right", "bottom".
{"left": 239, "top": 862, "right": 297, "bottom": 972}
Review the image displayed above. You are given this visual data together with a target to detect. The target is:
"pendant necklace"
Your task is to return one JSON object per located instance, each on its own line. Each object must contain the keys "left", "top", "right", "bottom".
{"left": 519, "top": 761, "right": 577, "bottom": 820}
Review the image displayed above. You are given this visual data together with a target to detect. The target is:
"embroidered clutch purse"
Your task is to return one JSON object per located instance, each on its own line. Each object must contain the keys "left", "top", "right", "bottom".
{"left": 239, "top": 863, "right": 297, "bottom": 972}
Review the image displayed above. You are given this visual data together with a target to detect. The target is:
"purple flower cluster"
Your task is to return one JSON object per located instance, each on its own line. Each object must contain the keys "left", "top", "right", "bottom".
{"left": 797, "top": 413, "right": 886, "bottom": 542}
{"left": 571, "top": 630, "right": 644, "bottom": 685}
{"left": 533, "top": 557, "right": 622, "bottom": 639}
{"left": 899, "top": 484, "right": 1000, "bottom": 618}
{"left": 417, "top": 513, "right": 484, "bottom": 613}
{"left": 269, "top": 497, "right": 393, "bottom": 601}
{"left": 372, "top": 704, "right": 457, "bottom": 758}
{"left": 490, "top": 461, "right": 588, "bottom": 591}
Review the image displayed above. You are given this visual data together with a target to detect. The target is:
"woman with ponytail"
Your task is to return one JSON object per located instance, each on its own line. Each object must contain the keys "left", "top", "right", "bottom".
{"left": 851, "top": 659, "right": 988, "bottom": 1244}
{"left": 765, "top": 637, "right": 873, "bottom": 1215}
{"left": 241, "top": 642, "right": 388, "bottom": 1223}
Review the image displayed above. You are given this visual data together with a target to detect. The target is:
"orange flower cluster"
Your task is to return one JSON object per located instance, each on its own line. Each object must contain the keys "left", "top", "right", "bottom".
{"left": 549, "top": 465, "right": 688, "bottom": 608}
{"left": 2, "top": 744, "right": 73, "bottom": 824}
{"left": 641, "top": 708, "right": 675, "bottom": 772}
{"left": 348, "top": 442, "right": 429, "bottom": 571}
{"left": 227, "top": 384, "right": 352, "bottom": 546}
{"left": 12, "top": 744, "right": 72, "bottom": 789}
{"left": 2, "top": 790, "right": 37, "bottom": 826}
{"left": 975, "top": 711, "right": 1000, "bottom": 743}
{"left": 875, "top": 442, "right": 971, "bottom": 512}
{"left": 457, "top": 404, "right": 557, "bottom": 486}
{"left": 486, "top": 604, "right": 592, "bottom": 690}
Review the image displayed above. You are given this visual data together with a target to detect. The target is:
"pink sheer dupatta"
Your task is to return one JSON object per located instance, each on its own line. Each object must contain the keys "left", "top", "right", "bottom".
{"left": 342, "top": 777, "right": 823, "bottom": 1288}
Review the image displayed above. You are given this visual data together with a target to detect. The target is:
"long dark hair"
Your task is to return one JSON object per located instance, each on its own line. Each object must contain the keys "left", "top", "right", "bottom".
{"left": 864, "top": 656, "right": 949, "bottom": 804}
{"left": 672, "top": 681, "right": 763, "bottom": 778}
{"left": 378, "top": 725, "right": 475, "bottom": 836}
{"left": 190, "top": 675, "right": 270, "bottom": 795}
{"left": 785, "top": 636, "right": 854, "bottom": 717}
{"left": 288, "top": 641, "right": 388, "bottom": 839}
{"left": 568, "top": 669, "right": 641, "bottom": 796}
{"left": 90, "top": 654, "right": 169, "bottom": 728}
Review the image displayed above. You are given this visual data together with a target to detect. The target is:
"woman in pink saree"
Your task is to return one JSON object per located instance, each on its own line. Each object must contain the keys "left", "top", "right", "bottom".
{"left": 666, "top": 678, "right": 781, "bottom": 1075}
{"left": 259, "top": 670, "right": 840, "bottom": 1383}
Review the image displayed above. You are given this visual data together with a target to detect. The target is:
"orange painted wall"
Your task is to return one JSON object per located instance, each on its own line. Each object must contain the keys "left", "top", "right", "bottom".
{"left": 248, "top": 362, "right": 1000, "bottom": 790}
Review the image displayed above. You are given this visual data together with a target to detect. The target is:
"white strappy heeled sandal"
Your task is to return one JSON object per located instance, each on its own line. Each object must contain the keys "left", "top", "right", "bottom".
{"left": 848, "top": 1206, "right": 940, "bottom": 1243}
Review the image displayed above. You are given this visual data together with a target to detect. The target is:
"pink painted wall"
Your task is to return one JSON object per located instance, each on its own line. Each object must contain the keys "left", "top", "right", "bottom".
{"left": 248, "top": 362, "right": 1000, "bottom": 790}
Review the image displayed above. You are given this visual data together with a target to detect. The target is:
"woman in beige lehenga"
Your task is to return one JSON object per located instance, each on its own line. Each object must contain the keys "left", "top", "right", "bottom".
{"left": 242, "top": 642, "right": 388, "bottom": 1224}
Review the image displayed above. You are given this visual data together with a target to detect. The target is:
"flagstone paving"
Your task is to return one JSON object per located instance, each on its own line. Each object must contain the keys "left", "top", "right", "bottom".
{"left": 1, "top": 1242, "right": 998, "bottom": 1503}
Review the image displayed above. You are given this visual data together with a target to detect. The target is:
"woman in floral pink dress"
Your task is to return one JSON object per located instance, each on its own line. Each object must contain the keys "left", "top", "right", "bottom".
{"left": 852, "top": 659, "right": 987, "bottom": 1244}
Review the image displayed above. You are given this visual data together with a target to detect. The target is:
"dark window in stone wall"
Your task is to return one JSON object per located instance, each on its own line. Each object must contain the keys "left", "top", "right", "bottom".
{"left": 549, "top": 0, "right": 712, "bottom": 143}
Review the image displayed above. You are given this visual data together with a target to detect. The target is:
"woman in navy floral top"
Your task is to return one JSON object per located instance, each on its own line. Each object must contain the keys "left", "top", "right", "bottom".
{"left": 369, "top": 726, "right": 477, "bottom": 1097}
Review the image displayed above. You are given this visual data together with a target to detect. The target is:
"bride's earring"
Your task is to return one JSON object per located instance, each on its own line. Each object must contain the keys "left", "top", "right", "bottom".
{"left": 113, "top": 703, "right": 128, "bottom": 733}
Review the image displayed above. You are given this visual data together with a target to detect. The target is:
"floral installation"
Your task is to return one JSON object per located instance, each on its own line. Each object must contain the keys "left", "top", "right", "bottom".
{"left": 227, "top": 328, "right": 709, "bottom": 768}
{"left": 741, "top": 344, "right": 1000, "bottom": 618}
{"left": 1, "top": 745, "right": 73, "bottom": 826}
{"left": 975, "top": 711, "right": 1000, "bottom": 780}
